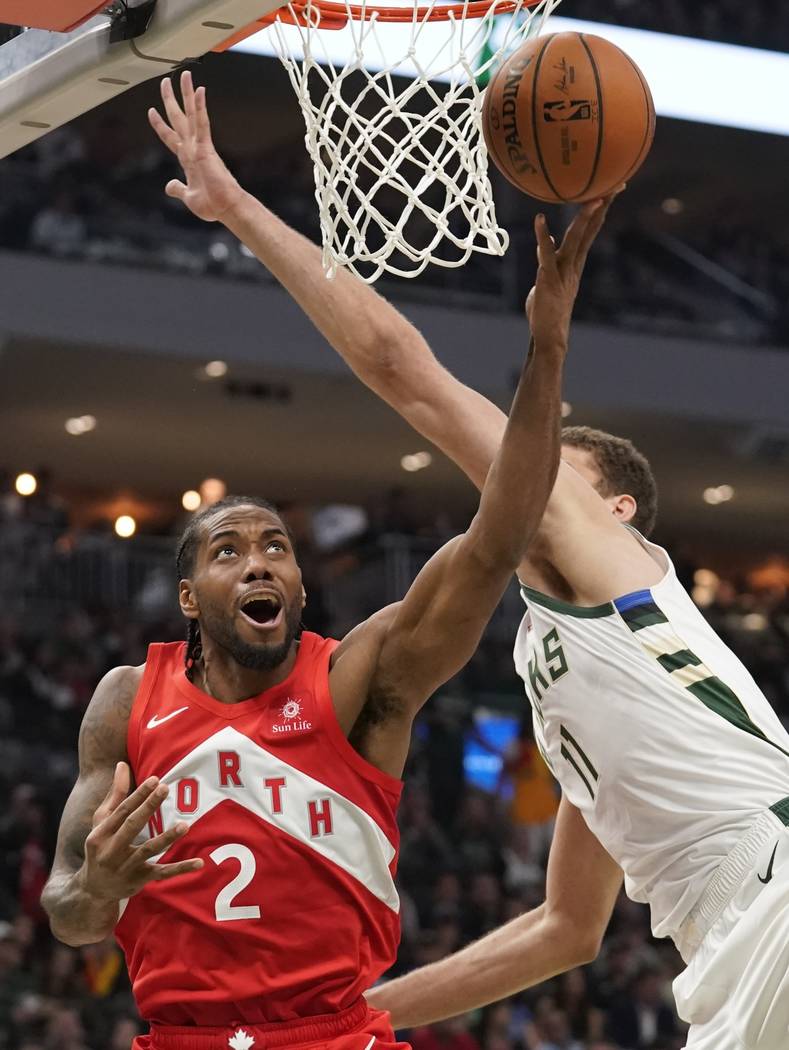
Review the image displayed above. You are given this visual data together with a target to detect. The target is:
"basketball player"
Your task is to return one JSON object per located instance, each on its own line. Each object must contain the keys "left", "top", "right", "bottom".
{"left": 144, "top": 78, "right": 789, "bottom": 1050}
{"left": 40, "top": 73, "right": 609, "bottom": 1050}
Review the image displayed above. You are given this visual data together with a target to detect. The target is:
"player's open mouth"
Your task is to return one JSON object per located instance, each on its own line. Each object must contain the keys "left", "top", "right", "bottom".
{"left": 239, "top": 595, "right": 283, "bottom": 631}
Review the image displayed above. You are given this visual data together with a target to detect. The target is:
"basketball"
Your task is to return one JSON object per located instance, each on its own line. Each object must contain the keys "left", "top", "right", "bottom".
{"left": 482, "top": 32, "right": 656, "bottom": 203}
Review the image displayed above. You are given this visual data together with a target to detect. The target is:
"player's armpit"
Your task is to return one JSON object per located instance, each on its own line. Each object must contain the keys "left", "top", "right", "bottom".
{"left": 356, "top": 355, "right": 662, "bottom": 607}
{"left": 517, "top": 459, "right": 664, "bottom": 604}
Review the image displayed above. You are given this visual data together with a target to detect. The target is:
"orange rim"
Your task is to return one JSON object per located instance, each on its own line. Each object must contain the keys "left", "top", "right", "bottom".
{"left": 311, "top": 0, "right": 527, "bottom": 20}
{"left": 256, "top": 0, "right": 537, "bottom": 28}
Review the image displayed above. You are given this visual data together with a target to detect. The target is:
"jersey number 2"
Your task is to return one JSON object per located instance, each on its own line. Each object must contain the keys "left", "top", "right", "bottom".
{"left": 209, "top": 843, "right": 260, "bottom": 921}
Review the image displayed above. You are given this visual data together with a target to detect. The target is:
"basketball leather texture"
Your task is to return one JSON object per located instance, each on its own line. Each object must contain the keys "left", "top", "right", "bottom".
{"left": 483, "top": 32, "right": 656, "bottom": 202}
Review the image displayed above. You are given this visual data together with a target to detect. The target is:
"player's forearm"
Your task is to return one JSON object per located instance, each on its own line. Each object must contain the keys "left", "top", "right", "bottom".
{"left": 221, "top": 190, "right": 434, "bottom": 395}
{"left": 41, "top": 868, "right": 120, "bottom": 947}
{"left": 368, "top": 906, "right": 592, "bottom": 1028}
{"left": 471, "top": 336, "right": 565, "bottom": 567}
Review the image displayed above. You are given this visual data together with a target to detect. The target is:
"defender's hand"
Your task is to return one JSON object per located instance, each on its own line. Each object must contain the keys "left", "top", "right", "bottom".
{"left": 525, "top": 189, "right": 622, "bottom": 348}
{"left": 79, "top": 762, "right": 203, "bottom": 903}
{"left": 148, "top": 70, "right": 243, "bottom": 222}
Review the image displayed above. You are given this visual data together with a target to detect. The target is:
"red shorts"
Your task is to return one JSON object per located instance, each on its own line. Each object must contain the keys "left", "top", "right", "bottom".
{"left": 133, "top": 1001, "right": 410, "bottom": 1050}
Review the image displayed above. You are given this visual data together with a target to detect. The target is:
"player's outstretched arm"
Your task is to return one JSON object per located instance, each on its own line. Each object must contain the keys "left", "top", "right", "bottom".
{"left": 147, "top": 71, "right": 506, "bottom": 490}
{"left": 367, "top": 799, "right": 622, "bottom": 1028}
{"left": 334, "top": 214, "right": 585, "bottom": 729}
{"left": 149, "top": 75, "right": 644, "bottom": 604}
{"left": 41, "top": 667, "right": 203, "bottom": 947}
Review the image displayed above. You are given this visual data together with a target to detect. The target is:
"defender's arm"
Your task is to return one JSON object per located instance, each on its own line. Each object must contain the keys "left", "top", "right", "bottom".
{"left": 149, "top": 75, "right": 645, "bottom": 604}
{"left": 366, "top": 275, "right": 566, "bottom": 710}
{"left": 367, "top": 798, "right": 622, "bottom": 1027}
{"left": 148, "top": 71, "right": 505, "bottom": 490}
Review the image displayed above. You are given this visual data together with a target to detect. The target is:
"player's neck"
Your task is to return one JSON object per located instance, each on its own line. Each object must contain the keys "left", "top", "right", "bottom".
{"left": 198, "top": 643, "right": 300, "bottom": 703}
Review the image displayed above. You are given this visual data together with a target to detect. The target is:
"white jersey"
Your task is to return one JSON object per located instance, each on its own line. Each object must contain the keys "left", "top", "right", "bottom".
{"left": 513, "top": 532, "right": 789, "bottom": 943}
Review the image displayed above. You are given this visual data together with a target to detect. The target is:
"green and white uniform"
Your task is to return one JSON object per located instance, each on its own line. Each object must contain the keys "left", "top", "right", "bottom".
{"left": 514, "top": 531, "right": 789, "bottom": 1049}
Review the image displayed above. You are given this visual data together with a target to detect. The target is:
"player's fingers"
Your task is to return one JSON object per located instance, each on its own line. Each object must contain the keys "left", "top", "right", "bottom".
{"left": 194, "top": 86, "right": 212, "bottom": 144}
{"left": 147, "top": 107, "right": 181, "bottom": 154}
{"left": 576, "top": 187, "right": 622, "bottom": 267}
{"left": 556, "top": 199, "right": 602, "bottom": 264}
{"left": 136, "top": 821, "right": 190, "bottom": 859}
{"left": 147, "top": 858, "right": 205, "bottom": 881}
{"left": 92, "top": 762, "right": 129, "bottom": 825}
{"left": 99, "top": 776, "right": 161, "bottom": 835}
{"left": 165, "top": 179, "right": 189, "bottom": 201}
{"left": 114, "top": 761, "right": 131, "bottom": 799}
{"left": 115, "top": 783, "right": 170, "bottom": 846}
{"left": 181, "top": 69, "right": 197, "bottom": 123}
{"left": 535, "top": 214, "right": 559, "bottom": 278}
{"left": 160, "top": 77, "right": 189, "bottom": 139}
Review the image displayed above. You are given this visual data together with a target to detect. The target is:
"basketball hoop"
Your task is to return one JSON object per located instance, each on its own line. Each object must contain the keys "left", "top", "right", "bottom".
{"left": 265, "top": 0, "right": 563, "bottom": 281}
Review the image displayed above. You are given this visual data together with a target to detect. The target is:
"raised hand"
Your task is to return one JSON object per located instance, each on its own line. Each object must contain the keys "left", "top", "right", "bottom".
{"left": 79, "top": 761, "right": 203, "bottom": 903}
{"left": 525, "top": 188, "right": 622, "bottom": 349}
{"left": 148, "top": 70, "right": 243, "bottom": 222}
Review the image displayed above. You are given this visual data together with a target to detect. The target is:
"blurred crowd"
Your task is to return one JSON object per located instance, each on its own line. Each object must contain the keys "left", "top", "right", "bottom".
{"left": 0, "top": 97, "right": 787, "bottom": 346}
{"left": 1, "top": 510, "right": 788, "bottom": 1050}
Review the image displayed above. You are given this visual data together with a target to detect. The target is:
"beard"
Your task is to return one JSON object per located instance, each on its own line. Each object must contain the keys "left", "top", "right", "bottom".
{"left": 199, "top": 595, "right": 302, "bottom": 672}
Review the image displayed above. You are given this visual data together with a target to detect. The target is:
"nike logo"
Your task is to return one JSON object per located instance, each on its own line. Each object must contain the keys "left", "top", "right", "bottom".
{"left": 146, "top": 706, "right": 189, "bottom": 730}
{"left": 758, "top": 841, "right": 779, "bottom": 885}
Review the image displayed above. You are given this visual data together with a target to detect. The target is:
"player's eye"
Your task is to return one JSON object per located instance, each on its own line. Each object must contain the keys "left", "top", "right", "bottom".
{"left": 267, "top": 540, "right": 287, "bottom": 553}
{"left": 215, "top": 545, "right": 236, "bottom": 558}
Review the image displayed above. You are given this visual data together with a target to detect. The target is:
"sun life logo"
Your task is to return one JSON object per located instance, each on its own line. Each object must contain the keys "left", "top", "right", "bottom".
{"left": 272, "top": 696, "right": 311, "bottom": 734}
{"left": 281, "top": 698, "right": 301, "bottom": 720}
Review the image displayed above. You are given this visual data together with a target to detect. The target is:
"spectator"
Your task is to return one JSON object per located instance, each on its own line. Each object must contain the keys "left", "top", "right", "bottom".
{"left": 29, "top": 189, "right": 86, "bottom": 258}
{"left": 606, "top": 967, "right": 680, "bottom": 1049}
{"left": 527, "top": 1007, "right": 585, "bottom": 1050}
{"left": 501, "top": 717, "right": 559, "bottom": 864}
{"left": 410, "top": 1017, "right": 482, "bottom": 1050}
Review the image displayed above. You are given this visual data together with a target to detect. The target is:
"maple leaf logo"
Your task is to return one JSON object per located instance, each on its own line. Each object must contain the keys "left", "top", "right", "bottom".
{"left": 228, "top": 1030, "right": 255, "bottom": 1050}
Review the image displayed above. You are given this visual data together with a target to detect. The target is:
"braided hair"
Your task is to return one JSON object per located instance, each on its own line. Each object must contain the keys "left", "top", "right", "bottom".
{"left": 175, "top": 495, "right": 287, "bottom": 681}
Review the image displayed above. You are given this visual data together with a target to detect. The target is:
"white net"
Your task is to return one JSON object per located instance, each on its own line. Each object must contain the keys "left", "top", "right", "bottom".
{"left": 268, "top": 0, "right": 563, "bottom": 281}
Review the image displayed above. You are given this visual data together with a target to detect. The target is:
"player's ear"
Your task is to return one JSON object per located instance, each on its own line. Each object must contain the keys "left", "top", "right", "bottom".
{"left": 179, "top": 579, "right": 200, "bottom": 619}
{"left": 300, "top": 585, "right": 307, "bottom": 610}
{"left": 609, "top": 493, "right": 638, "bottom": 524}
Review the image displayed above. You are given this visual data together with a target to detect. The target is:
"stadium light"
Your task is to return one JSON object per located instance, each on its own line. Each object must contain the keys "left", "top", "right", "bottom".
{"left": 114, "top": 515, "right": 137, "bottom": 538}
{"left": 182, "top": 489, "right": 202, "bottom": 511}
{"left": 15, "top": 472, "right": 37, "bottom": 496}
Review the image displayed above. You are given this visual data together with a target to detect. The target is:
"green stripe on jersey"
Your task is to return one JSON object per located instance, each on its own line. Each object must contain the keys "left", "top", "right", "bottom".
{"left": 619, "top": 600, "right": 669, "bottom": 631}
{"left": 687, "top": 678, "right": 789, "bottom": 759}
{"left": 622, "top": 596, "right": 789, "bottom": 760}
{"left": 520, "top": 585, "right": 614, "bottom": 619}
{"left": 560, "top": 744, "right": 596, "bottom": 799}
{"left": 657, "top": 649, "right": 703, "bottom": 674}
{"left": 770, "top": 796, "right": 789, "bottom": 826}
{"left": 560, "top": 724, "right": 599, "bottom": 781}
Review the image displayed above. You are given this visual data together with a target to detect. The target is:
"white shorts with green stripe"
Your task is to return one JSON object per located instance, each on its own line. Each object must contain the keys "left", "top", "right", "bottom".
{"left": 673, "top": 806, "right": 789, "bottom": 1050}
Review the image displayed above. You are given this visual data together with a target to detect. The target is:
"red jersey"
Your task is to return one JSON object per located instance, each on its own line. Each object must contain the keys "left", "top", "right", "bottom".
{"left": 116, "top": 634, "right": 403, "bottom": 1027}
